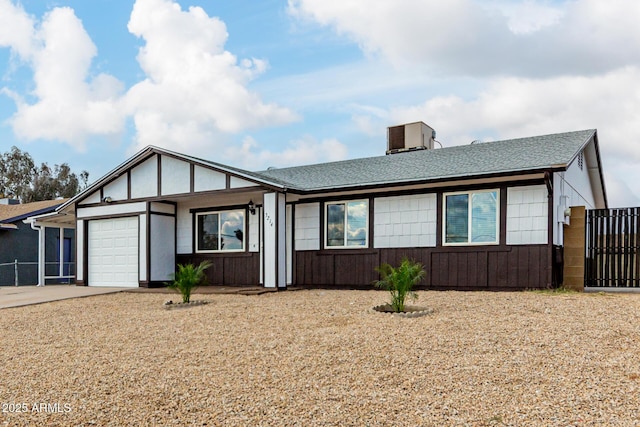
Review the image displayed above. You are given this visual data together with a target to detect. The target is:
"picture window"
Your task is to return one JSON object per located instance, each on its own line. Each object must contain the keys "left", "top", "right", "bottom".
{"left": 444, "top": 190, "right": 499, "bottom": 245}
{"left": 196, "top": 210, "right": 245, "bottom": 252}
{"left": 325, "top": 200, "right": 368, "bottom": 248}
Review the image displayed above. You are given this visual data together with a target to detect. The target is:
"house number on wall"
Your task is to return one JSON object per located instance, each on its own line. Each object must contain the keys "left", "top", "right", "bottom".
{"left": 264, "top": 213, "right": 274, "bottom": 227}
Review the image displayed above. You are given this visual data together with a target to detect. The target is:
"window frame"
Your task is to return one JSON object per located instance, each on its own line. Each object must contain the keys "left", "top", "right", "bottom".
{"left": 442, "top": 189, "right": 500, "bottom": 246}
{"left": 324, "top": 199, "right": 369, "bottom": 249}
{"left": 195, "top": 208, "right": 246, "bottom": 253}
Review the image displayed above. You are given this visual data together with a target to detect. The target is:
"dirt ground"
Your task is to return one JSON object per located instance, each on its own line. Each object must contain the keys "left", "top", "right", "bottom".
{"left": 1, "top": 289, "right": 639, "bottom": 426}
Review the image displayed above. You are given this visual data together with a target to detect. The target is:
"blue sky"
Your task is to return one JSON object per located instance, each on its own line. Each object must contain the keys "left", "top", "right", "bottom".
{"left": 1, "top": 0, "right": 639, "bottom": 207}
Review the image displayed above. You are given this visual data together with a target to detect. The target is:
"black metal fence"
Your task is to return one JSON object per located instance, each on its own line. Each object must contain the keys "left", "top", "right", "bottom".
{"left": 586, "top": 207, "right": 640, "bottom": 287}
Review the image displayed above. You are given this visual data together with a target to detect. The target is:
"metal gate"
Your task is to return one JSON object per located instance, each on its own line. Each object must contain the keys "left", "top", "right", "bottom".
{"left": 586, "top": 207, "right": 640, "bottom": 287}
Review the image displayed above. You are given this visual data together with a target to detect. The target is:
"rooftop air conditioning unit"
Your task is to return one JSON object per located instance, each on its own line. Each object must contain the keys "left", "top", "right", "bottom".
{"left": 386, "top": 121, "right": 436, "bottom": 155}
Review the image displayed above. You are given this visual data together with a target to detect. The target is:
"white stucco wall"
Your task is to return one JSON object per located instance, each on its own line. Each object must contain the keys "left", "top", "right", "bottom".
{"left": 230, "top": 176, "right": 258, "bottom": 188}
{"left": 263, "top": 193, "right": 281, "bottom": 288}
{"left": 77, "top": 202, "right": 146, "bottom": 219}
{"left": 150, "top": 202, "right": 175, "bottom": 215}
{"left": 131, "top": 156, "right": 158, "bottom": 199}
{"left": 176, "top": 204, "right": 192, "bottom": 254}
{"left": 194, "top": 166, "right": 226, "bottom": 192}
{"left": 139, "top": 214, "right": 147, "bottom": 281}
{"left": 161, "top": 155, "right": 190, "bottom": 195}
{"left": 506, "top": 185, "right": 548, "bottom": 245}
{"left": 558, "top": 154, "right": 597, "bottom": 210}
{"left": 553, "top": 150, "right": 597, "bottom": 245}
{"left": 277, "top": 194, "right": 286, "bottom": 288}
{"left": 373, "top": 194, "right": 437, "bottom": 248}
{"left": 286, "top": 204, "right": 292, "bottom": 285}
{"left": 80, "top": 190, "right": 101, "bottom": 205}
{"left": 294, "top": 203, "right": 320, "bottom": 250}
{"left": 248, "top": 207, "right": 260, "bottom": 252}
{"left": 76, "top": 220, "right": 84, "bottom": 281}
{"left": 150, "top": 214, "right": 175, "bottom": 281}
{"left": 103, "top": 174, "right": 128, "bottom": 201}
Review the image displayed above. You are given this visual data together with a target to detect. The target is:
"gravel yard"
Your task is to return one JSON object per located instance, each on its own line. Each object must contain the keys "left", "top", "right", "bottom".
{"left": 1, "top": 289, "right": 640, "bottom": 426}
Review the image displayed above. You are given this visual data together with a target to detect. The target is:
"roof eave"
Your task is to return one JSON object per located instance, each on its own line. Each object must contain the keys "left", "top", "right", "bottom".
{"left": 1, "top": 204, "right": 64, "bottom": 224}
{"left": 286, "top": 166, "right": 566, "bottom": 195}
{"left": 590, "top": 132, "right": 608, "bottom": 208}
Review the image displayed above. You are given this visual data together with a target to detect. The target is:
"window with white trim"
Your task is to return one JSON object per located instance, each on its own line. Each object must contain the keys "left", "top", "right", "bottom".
{"left": 196, "top": 210, "right": 245, "bottom": 252}
{"left": 444, "top": 190, "right": 499, "bottom": 245}
{"left": 325, "top": 200, "right": 368, "bottom": 248}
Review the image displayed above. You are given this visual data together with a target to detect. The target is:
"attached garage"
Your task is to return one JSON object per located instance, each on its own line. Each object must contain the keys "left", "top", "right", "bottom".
{"left": 88, "top": 217, "right": 139, "bottom": 287}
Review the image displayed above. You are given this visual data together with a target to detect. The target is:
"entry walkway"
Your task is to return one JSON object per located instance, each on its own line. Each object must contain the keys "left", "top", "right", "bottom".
{"left": 0, "top": 285, "right": 128, "bottom": 309}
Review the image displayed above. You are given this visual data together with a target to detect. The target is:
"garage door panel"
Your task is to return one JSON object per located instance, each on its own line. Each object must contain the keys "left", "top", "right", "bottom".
{"left": 88, "top": 217, "right": 139, "bottom": 287}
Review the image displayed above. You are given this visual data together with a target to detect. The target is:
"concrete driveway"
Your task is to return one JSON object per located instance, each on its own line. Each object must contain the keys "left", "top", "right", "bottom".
{"left": 0, "top": 285, "right": 128, "bottom": 309}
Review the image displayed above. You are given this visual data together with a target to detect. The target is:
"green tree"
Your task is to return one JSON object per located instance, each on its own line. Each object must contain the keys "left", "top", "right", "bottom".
{"left": 0, "top": 146, "right": 36, "bottom": 199}
{"left": 23, "top": 163, "right": 89, "bottom": 202}
{"left": 0, "top": 146, "right": 89, "bottom": 202}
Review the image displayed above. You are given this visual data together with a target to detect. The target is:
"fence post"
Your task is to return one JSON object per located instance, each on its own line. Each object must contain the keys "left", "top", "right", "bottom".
{"left": 563, "top": 206, "right": 586, "bottom": 291}
{"left": 14, "top": 259, "right": 18, "bottom": 287}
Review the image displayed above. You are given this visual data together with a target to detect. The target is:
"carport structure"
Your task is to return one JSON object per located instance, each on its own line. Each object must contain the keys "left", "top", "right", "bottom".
{"left": 23, "top": 210, "right": 76, "bottom": 286}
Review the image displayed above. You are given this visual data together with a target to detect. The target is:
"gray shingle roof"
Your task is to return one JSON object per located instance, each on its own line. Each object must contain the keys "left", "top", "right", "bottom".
{"left": 255, "top": 129, "right": 596, "bottom": 192}
{"left": 58, "top": 128, "right": 598, "bottom": 214}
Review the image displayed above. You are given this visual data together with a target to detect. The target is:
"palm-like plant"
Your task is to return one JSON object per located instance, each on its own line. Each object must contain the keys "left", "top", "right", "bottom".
{"left": 166, "top": 261, "right": 212, "bottom": 303}
{"left": 375, "top": 258, "right": 426, "bottom": 312}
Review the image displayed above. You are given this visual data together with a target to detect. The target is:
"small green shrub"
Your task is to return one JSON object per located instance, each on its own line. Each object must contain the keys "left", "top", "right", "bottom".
{"left": 529, "top": 285, "right": 577, "bottom": 295}
{"left": 374, "top": 258, "right": 426, "bottom": 312}
{"left": 166, "top": 261, "right": 212, "bottom": 303}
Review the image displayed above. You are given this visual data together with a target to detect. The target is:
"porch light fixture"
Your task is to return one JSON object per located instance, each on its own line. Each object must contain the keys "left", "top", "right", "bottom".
{"left": 248, "top": 200, "right": 256, "bottom": 215}
{"left": 102, "top": 196, "right": 113, "bottom": 203}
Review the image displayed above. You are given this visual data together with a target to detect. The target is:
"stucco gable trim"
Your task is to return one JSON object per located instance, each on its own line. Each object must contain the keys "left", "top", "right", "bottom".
{"left": 59, "top": 146, "right": 286, "bottom": 213}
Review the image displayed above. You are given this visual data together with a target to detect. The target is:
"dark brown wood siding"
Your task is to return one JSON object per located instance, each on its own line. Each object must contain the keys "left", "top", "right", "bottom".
{"left": 176, "top": 253, "right": 260, "bottom": 286}
{"left": 294, "top": 245, "right": 551, "bottom": 290}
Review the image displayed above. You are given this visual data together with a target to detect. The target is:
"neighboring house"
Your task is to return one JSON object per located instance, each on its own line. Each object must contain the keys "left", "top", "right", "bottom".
{"left": 0, "top": 198, "right": 74, "bottom": 286}
{"left": 41, "top": 122, "right": 607, "bottom": 290}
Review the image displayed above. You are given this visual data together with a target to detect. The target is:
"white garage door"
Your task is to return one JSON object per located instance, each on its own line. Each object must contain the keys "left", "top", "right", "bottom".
{"left": 88, "top": 217, "right": 139, "bottom": 287}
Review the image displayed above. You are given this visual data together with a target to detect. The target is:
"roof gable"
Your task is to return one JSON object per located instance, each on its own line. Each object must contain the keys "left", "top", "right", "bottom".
{"left": 61, "top": 146, "right": 286, "bottom": 211}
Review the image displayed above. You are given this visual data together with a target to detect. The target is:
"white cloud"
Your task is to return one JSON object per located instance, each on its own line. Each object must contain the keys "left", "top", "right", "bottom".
{"left": 604, "top": 169, "right": 640, "bottom": 208}
{"left": 1, "top": 5, "right": 125, "bottom": 149}
{"left": 387, "top": 67, "right": 640, "bottom": 159}
{"left": 483, "top": 0, "right": 565, "bottom": 34}
{"left": 0, "top": 0, "right": 35, "bottom": 59}
{"left": 224, "top": 135, "right": 348, "bottom": 170}
{"left": 288, "top": 0, "right": 494, "bottom": 71}
{"left": 125, "top": 0, "right": 298, "bottom": 154}
{"left": 288, "top": 0, "right": 640, "bottom": 76}
{"left": 1, "top": 0, "right": 297, "bottom": 162}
